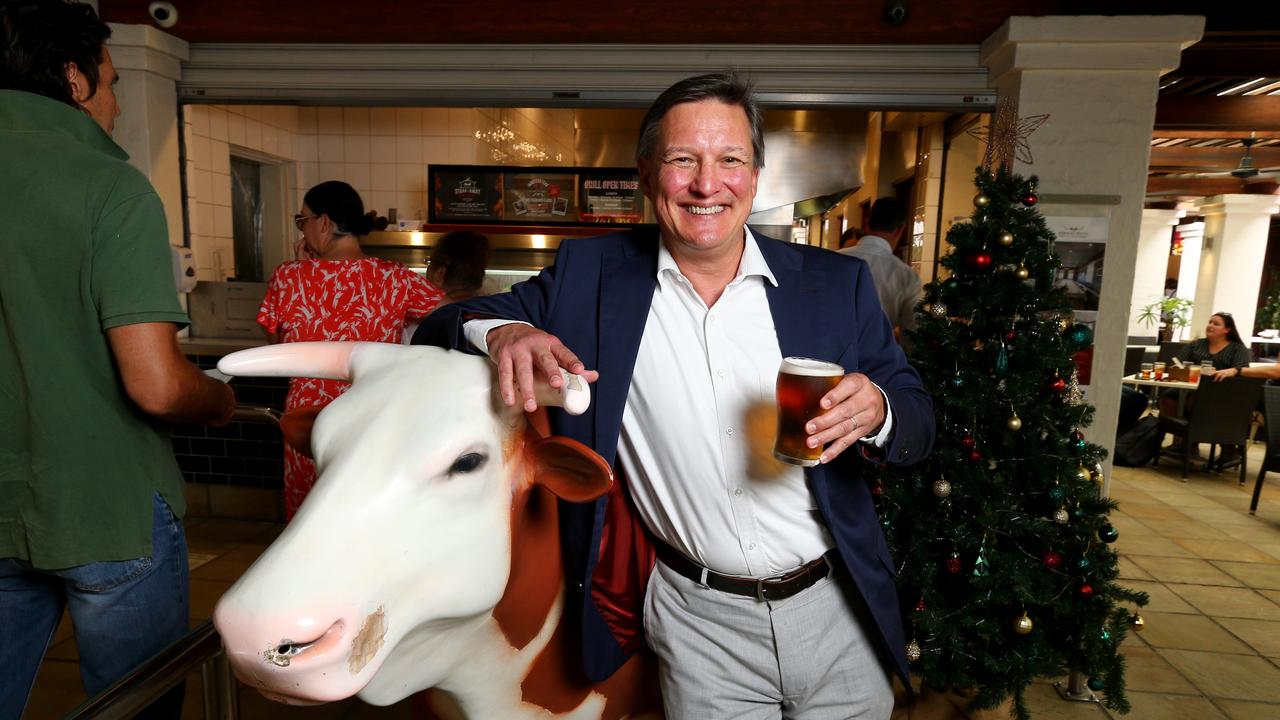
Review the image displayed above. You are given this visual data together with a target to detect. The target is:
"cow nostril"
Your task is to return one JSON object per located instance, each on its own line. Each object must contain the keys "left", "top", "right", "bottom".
{"left": 258, "top": 619, "right": 347, "bottom": 669}
{"left": 264, "top": 640, "right": 314, "bottom": 667}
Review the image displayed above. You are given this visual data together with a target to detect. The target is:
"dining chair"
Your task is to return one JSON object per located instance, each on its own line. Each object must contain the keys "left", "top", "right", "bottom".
{"left": 1156, "top": 341, "right": 1188, "bottom": 367}
{"left": 1157, "top": 375, "right": 1263, "bottom": 483}
{"left": 1123, "top": 346, "right": 1145, "bottom": 378}
{"left": 1250, "top": 384, "right": 1280, "bottom": 514}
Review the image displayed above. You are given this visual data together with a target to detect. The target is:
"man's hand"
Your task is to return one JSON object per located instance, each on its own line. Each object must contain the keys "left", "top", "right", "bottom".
{"left": 804, "top": 373, "right": 886, "bottom": 464}
{"left": 487, "top": 324, "right": 599, "bottom": 412}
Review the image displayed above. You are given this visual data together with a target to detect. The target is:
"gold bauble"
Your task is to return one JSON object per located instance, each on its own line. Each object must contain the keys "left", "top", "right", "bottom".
{"left": 1131, "top": 613, "right": 1145, "bottom": 632}
{"left": 999, "top": 231, "right": 1015, "bottom": 246}
{"left": 933, "top": 479, "right": 953, "bottom": 498}
{"left": 1014, "top": 612, "right": 1034, "bottom": 635}
{"left": 974, "top": 193, "right": 991, "bottom": 208}
{"left": 1076, "top": 465, "right": 1090, "bottom": 482}
{"left": 1053, "top": 508, "right": 1070, "bottom": 524}
{"left": 906, "top": 639, "right": 923, "bottom": 662}
{"left": 1015, "top": 264, "right": 1030, "bottom": 280}
{"left": 1007, "top": 413, "right": 1023, "bottom": 432}
{"left": 1059, "top": 318, "right": 1071, "bottom": 331}
{"left": 973, "top": 339, "right": 986, "bottom": 351}
{"left": 930, "top": 302, "right": 948, "bottom": 319}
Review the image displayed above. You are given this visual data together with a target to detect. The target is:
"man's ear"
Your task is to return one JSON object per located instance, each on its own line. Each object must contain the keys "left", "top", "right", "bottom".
{"left": 64, "top": 62, "right": 90, "bottom": 104}
{"left": 280, "top": 406, "right": 324, "bottom": 459}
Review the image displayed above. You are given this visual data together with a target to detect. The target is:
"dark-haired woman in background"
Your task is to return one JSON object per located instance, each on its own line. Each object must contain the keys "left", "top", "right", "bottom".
{"left": 1159, "top": 311, "right": 1251, "bottom": 414}
{"left": 257, "top": 181, "right": 443, "bottom": 519}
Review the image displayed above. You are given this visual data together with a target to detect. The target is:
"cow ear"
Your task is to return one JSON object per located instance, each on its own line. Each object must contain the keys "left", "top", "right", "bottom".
{"left": 529, "top": 436, "right": 613, "bottom": 502}
{"left": 279, "top": 406, "right": 324, "bottom": 459}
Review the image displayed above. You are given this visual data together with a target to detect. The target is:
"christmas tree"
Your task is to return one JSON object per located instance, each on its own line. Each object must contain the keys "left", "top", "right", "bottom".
{"left": 876, "top": 110, "right": 1149, "bottom": 719}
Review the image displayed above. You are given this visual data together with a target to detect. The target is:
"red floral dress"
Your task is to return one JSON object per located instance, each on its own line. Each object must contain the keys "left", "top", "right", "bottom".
{"left": 257, "top": 258, "right": 443, "bottom": 519}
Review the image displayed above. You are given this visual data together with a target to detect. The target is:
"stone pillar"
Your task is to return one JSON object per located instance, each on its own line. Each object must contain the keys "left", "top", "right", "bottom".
{"left": 981, "top": 16, "right": 1204, "bottom": 484}
{"left": 1191, "top": 195, "right": 1280, "bottom": 347}
{"left": 1130, "top": 209, "right": 1182, "bottom": 339}
{"left": 106, "top": 23, "right": 189, "bottom": 248}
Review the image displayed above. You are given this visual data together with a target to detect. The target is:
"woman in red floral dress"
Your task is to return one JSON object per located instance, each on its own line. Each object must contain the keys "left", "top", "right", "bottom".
{"left": 257, "top": 181, "right": 443, "bottom": 519}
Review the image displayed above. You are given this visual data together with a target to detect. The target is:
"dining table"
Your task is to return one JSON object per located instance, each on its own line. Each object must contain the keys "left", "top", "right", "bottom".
{"left": 1122, "top": 373, "right": 1199, "bottom": 416}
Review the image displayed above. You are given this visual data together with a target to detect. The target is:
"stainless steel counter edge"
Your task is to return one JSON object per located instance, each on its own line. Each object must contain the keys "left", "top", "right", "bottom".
{"left": 179, "top": 337, "right": 268, "bottom": 356}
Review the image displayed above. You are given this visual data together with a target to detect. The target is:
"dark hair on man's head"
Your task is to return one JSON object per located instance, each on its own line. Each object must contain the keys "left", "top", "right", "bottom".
{"left": 867, "top": 197, "right": 908, "bottom": 233}
{"left": 303, "top": 181, "right": 375, "bottom": 237}
{"left": 635, "top": 72, "right": 765, "bottom": 169}
{"left": 0, "top": 0, "right": 110, "bottom": 107}
{"left": 430, "top": 231, "right": 491, "bottom": 296}
{"left": 1212, "top": 311, "right": 1243, "bottom": 344}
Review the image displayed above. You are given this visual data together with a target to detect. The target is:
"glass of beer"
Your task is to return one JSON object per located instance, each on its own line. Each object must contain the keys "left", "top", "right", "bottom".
{"left": 774, "top": 357, "right": 844, "bottom": 467}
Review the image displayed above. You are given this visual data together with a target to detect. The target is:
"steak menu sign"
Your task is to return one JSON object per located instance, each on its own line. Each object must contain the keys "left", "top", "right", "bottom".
{"left": 429, "top": 165, "right": 646, "bottom": 227}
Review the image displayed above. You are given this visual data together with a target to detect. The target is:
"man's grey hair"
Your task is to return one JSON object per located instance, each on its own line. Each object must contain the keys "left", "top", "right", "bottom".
{"left": 635, "top": 72, "right": 765, "bottom": 169}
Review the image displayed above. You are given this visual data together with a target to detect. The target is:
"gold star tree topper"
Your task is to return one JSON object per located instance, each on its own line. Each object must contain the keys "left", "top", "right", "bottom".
{"left": 966, "top": 97, "right": 1050, "bottom": 171}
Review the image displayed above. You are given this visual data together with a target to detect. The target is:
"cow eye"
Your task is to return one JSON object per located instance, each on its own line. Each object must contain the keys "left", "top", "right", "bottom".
{"left": 447, "top": 452, "right": 488, "bottom": 476}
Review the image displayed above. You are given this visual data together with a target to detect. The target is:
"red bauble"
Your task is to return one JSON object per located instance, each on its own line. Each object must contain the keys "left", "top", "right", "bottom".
{"left": 1042, "top": 551, "right": 1063, "bottom": 569}
{"left": 946, "top": 556, "right": 963, "bottom": 574}
{"left": 1079, "top": 583, "right": 1095, "bottom": 599}
{"left": 969, "top": 449, "right": 983, "bottom": 462}
{"left": 915, "top": 599, "right": 927, "bottom": 612}
{"left": 966, "top": 251, "right": 994, "bottom": 272}
{"left": 1049, "top": 377, "right": 1067, "bottom": 393}
{"left": 1022, "top": 193, "right": 1039, "bottom": 206}
{"left": 871, "top": 483, "right": 884, "bottom": 497}
{"left": 960, "top": 434, "right": 976, "bottom": 448}
{"left": 1004, "top": 330, "right": 1017, "bottom": 343}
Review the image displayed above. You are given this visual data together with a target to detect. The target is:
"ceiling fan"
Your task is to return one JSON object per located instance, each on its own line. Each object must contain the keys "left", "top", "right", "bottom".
{"left": 1230, "top": 137, "right": 1261, "bottom": 178}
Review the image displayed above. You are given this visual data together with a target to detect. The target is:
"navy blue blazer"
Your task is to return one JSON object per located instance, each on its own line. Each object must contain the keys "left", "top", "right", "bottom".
{"left": 415, "top": 227, "right": 934, "bottom": 688}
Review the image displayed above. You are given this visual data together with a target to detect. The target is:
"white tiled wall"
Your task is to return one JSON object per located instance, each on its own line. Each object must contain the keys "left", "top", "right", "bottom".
{"left": 183, "top": 104, "right": 575, "bottom": 281}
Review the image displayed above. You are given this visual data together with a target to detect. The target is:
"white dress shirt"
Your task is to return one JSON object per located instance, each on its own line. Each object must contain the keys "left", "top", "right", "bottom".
{"left": 466, "top": 230, "right": 891, "bottom": 578}
{"left": 839, "top": 235, "right": 922, "bottom": 332}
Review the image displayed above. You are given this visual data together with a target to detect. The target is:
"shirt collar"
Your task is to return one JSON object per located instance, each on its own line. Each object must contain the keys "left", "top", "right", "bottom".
{"left": 656, "top": 226, "right": 780, "bottom": 290}
{"left": 855, "top": 235, "right": 894, "bottom": 255}
{"left": 0, "top": 89, "right": 128, "bottom": 161}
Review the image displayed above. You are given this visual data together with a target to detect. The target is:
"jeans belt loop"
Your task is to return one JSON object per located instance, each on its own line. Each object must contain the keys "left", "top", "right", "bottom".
{"left": 699, "top": 566, "right": 709, "bottom": 588}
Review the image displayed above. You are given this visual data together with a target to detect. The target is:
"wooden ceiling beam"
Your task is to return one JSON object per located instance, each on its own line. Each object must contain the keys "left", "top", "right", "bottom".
{"left": 1148, "top": 146, "right": 1280, "bottom": 171}
{"left": 1146, "top": 176, "right": 1247, "bottom": 196}
{"left": 1153, "top": 130, "right": 1280, "bottom": 140}
{"left": 1155, "top": 96, "right": 1280, "bottom": 131}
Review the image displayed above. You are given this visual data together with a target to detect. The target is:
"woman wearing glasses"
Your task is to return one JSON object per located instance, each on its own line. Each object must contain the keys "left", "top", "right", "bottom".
{"left": 257, "top": 181, "right": 443, "bottom": 519}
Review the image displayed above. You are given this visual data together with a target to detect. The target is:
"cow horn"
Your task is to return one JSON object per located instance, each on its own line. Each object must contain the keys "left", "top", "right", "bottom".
{"left": 217, "top": 341, "right": 368, "bottom": 381}
{"left": 530, "top": 368, "right": 591, "bottom": 416}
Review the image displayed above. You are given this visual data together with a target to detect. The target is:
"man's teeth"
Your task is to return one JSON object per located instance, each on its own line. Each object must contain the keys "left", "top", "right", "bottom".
{"left": 686, "top": 206, "right": 724, "bottom": 215}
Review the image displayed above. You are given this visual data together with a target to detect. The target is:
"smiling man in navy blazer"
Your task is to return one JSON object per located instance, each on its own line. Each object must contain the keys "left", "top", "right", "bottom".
{"left": 416, "top": 73, "right": 933, "bottom": 719}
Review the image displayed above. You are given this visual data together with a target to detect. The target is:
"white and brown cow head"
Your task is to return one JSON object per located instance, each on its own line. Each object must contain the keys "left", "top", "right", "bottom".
{"left": 211, "top": 342, "right": 612, "bottom": 713}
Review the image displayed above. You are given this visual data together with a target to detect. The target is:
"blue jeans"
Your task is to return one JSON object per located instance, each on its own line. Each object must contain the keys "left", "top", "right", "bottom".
{"left": 0, "top": 492, "right": 189, "bottom": 719}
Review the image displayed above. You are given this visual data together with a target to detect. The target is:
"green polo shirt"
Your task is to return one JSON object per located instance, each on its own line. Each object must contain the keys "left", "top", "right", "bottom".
{"left": 0, "top": 90, "right": 189, "bottom": 569}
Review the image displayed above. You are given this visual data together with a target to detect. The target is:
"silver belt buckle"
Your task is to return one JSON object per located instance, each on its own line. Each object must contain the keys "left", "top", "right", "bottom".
{"left": 756, "top": 577, "right": 768, "bottom": 601}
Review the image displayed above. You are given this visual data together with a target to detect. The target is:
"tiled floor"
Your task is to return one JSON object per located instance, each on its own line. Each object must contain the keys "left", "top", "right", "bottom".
{"left": 25, "top": 443, "right": 1280, "bottom": 718}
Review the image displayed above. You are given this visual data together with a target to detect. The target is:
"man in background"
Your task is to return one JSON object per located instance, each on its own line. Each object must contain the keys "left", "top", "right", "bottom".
{"left": 0, "top": 2, "right": 236, "bottom": 715}
{"left": 840, "top": 197, "right": 922, "bottom": 340}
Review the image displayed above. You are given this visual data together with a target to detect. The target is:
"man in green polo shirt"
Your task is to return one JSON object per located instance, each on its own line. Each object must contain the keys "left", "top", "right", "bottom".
{"left": 0, "top": 1, "right": 237, "bottom": 715}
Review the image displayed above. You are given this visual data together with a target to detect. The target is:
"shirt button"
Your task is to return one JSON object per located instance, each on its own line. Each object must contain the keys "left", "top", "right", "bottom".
{"left": 734, "top": 487, "right": 743, "bottom": 496}
{"left": 748, "top": 542, "right": 757, "bottom": 550}
{"left": 717, "top": 369, "right": 726, "bottom": 378}
{"left": 726, "top": 427, "right": 734, "bottom": 436}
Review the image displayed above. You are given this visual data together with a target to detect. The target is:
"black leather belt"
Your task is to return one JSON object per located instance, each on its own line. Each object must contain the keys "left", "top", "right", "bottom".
{"left": 655, "top": 542, "right": 835, "bottom": 602}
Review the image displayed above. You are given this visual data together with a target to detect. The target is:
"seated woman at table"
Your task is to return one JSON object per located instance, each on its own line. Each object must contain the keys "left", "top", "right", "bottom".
{"left": 1159, "top": 311, "right": 1251, "bottom": 417}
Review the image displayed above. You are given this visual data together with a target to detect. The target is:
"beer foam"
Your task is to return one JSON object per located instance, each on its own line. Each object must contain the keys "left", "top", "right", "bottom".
{"left": 780, "top": 357, "right": 844, "bottom": 377}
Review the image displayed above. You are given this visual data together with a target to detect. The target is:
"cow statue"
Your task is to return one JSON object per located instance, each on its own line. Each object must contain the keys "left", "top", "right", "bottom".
{"left": 212, "top": 341, "right": 660, "bottom": 718}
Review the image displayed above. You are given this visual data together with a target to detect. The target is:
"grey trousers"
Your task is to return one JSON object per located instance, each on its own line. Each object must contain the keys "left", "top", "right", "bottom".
{"left": 643, "top": 558, "right": 894, "bottom": 720}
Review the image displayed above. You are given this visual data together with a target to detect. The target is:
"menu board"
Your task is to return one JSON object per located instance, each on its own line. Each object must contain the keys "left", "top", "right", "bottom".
{"left": 432, "top": 170, "right": 504, "bottom": 222}
{"left": 579, "top": 171, "right": 645, "bottom": 224}
{"left": 429, "top": 165, "right": 645, "bottom": 227}
{"left": 504, "top": 172, "right": 576, "bottom": 222}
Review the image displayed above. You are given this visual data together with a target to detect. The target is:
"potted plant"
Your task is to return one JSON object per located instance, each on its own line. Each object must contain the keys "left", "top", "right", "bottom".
{"left": 1136, "top": 296, "right": 1194, "bottom": 342}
